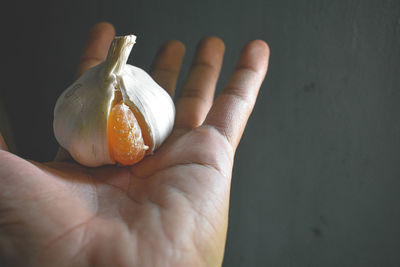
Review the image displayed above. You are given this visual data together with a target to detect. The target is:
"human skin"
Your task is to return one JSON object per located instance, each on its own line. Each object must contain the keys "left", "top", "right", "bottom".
{"left": 0, "top": 22, "right": 269, "bottom": 266}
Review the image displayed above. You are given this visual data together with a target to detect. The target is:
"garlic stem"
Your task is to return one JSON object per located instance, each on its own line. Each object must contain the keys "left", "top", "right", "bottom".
{"left": 103, "top": 35, "right": 136, "bottom": 80}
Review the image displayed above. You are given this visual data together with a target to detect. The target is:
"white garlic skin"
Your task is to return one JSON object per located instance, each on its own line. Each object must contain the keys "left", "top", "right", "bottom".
{"left": 53, "top": 36, "right": 175, "bottom": 167}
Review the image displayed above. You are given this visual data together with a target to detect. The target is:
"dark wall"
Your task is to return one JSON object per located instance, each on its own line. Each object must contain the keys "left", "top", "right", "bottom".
{"left": 2, "top": 0, "right": 400, "bottom": 266}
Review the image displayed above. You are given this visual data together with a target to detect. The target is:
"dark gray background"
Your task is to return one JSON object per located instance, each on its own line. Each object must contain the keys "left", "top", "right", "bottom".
{"left": 2, "top": 0, "right": 400, "bottom": 266}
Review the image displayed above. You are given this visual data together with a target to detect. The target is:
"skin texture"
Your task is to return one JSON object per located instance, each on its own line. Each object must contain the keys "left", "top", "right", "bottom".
{"left": 0, "top": 22, "right": 270, "bottom": 266}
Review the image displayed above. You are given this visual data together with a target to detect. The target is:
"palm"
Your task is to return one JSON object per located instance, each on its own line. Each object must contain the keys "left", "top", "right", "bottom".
{"left": 0, "top": 126, "right": 230, "bottom": 266}
{"left": 0, "top": 23, "right": 269, "bottom": 266}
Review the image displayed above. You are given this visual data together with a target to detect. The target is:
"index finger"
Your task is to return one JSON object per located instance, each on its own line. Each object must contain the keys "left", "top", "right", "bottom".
{"left": 203, "top": 40, "right": 270, "bottom": 150}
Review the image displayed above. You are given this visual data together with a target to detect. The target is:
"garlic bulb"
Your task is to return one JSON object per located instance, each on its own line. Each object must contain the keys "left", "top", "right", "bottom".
{"left": 54, "top": 35, "right": 175, "bottom": 167}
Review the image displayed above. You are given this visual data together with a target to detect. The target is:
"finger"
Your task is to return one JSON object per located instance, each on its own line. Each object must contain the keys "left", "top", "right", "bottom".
{"left": 54, "top": 147, "right": 72, "bottom": 162}
{"left": 0, "top": 132, "right": 8, "bottom": 151}
{"left": 76, "top": 22, "right": 116, "bottom": 78}
{"left": 150, "top": 40, "right": 185, "bottom": 96}
{"left": 174, "top": 37, "right": 225, "bottom": 130}
{"left": 204, "top": 40, "right": 270, "bottom": 150}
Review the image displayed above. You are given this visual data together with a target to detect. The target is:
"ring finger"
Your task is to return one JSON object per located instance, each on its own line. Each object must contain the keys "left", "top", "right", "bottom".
{"left": 174, "top": 37, "right": 225, "bottom": 130}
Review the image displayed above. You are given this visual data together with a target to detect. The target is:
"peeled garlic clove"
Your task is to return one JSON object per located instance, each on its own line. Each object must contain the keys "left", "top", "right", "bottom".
{"left": 53, "top": 35, "right": 175, "bottom": 167}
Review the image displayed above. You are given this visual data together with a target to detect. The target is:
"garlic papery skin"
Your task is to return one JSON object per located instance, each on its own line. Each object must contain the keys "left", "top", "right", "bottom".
{"left": 54, "top": 62, "right": 114, "bottom": 167}
{"left": 53, "top": 35, "right": 175, "bottom": 167}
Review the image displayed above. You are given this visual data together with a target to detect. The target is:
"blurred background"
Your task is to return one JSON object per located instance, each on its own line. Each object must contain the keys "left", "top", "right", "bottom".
{"left": 2, "top": 0, "right": 400, "bottom": 266}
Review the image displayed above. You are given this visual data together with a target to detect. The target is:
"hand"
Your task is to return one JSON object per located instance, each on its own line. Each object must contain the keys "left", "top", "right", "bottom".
{"left": 0, "top": 22, "right": 269, "bottom": 266}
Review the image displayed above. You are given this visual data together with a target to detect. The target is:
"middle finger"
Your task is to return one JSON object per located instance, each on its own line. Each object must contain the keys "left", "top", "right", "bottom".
{"left": 150, "top": 40, "right": 186, "bottom": 97}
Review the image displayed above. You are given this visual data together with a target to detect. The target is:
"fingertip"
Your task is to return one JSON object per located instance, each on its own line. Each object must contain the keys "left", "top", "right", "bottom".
{"left": 169, "top": 40, "right": 186, "bottom": 51}
{"left": 248, "top": 39, "right": 270, "bottom": 53}
{"left": 192, "top": 36, "right": 225, "bottom": 69}
{"left": 162, "top": 40, "right": 186, "bottom": 57}
{"left": 245, "top": 40, "right": 270, "bottom": 61}
{"left": 90, "top": 22, "right": 116, "bottom": 36}
{"left": 152, "top": 39, "right": 186, "bottom": 71}
{"left": 237, "top": 39, "right": 270, "bottom": 76}
{"left": 198, "top": 36, "right": 225, "bottom": 54}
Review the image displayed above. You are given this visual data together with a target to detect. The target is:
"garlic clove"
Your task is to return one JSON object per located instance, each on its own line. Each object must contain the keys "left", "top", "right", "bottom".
{"left": 107, "top": 102, "right": 148, "bottom": 165}
{"left": 120, "top": 65, "right": 175, "bottom": 152}
{"left": 54, "top": 62, "right": 114, "bottom": 167}
{"left": 53, "top": 34, "right": 175, "bottom": 167}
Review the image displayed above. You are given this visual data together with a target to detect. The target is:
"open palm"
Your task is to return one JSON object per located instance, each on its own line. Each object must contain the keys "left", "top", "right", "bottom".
{"left": 0, "top": 23, "right": 269, "bottom": 267}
